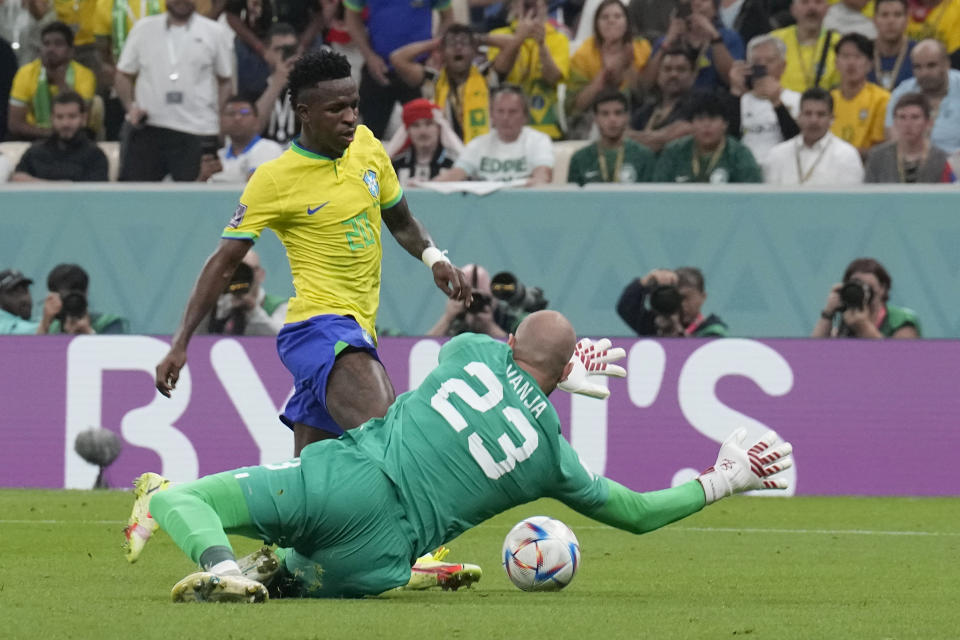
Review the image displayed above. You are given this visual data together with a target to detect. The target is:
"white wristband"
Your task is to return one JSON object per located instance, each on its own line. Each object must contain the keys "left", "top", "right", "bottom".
{"left": 421, "top": 246, "right": 450, "bottom": 269}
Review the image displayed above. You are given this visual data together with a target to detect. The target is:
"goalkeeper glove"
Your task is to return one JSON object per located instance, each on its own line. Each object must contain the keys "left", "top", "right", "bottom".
{"left": 697, "top": 427, "right": 793, "bottom": 504}
{"left": 557, "top": 338, "right": 627, "bottom": 399}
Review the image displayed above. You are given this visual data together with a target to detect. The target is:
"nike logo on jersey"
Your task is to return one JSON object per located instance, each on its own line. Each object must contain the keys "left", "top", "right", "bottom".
{"left": 307, "top": 202, "right": 330, "bottom": 215}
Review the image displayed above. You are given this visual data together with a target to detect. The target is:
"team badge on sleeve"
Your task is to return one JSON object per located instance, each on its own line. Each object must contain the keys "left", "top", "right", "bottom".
{"left": 362, "top": 170, "right": 379, "bottom": 199}
{"left": 228, "top": 203, "right": 248, "bottom": 228}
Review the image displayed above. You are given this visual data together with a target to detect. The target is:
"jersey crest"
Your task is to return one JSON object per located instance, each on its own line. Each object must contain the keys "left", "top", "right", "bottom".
{"left": 363, "top": 169, "right": 380, "bottom": 198}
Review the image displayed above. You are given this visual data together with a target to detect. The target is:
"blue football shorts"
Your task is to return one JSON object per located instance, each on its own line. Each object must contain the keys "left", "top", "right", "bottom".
{"left": 277, "top": 314, "right": 380, "bottom": 436}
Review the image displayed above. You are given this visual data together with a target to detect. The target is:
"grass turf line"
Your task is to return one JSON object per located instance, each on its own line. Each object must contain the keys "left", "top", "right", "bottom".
{"left": 0, "top": 490, "right": 958, "bottom": 640}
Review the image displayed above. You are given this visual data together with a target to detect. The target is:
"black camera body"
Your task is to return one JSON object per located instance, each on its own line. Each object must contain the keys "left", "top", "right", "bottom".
{"left": 649, "top": 285, "right": 682, "bottom": 316}
{"left": 490, "top": 271, "right": 548, "bottom": 314}
{"left": 58, "top": 290, "right": 88, "bottom": 322}
{"left": 839, "top": 278, "right": 874, "bottom": 311}
{"left": 745, "top": 63, "right": 767, "bottom": 90}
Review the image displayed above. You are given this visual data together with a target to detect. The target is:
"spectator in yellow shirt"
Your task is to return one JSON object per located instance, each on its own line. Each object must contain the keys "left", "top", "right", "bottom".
{"left": 906, "top": 0, "right": 960, "bottom": 54}
{"left": 487, "top": 0, "right": 570, "bottom": 140}
{"left": 770, "top": 0, "right": 840, "bottom": 92}
{"left": 831, "top": 32, "right": 890, "bottom": 155}
{"left": 8, "top": 21, "right": 96, "bottom": 140}
{"left": 53, "top": 0, "right": 100, "bottom": 75}
{"left": 566, "top": 0, "right": 652, "bottom": 139}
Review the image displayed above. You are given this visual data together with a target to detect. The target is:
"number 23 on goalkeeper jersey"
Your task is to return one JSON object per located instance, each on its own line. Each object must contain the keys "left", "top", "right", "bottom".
{"left": 221, "top": 125, "right": 403, "bottom": 342}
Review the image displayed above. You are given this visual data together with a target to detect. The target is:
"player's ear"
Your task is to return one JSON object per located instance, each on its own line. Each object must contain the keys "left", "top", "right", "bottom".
{"left": 559, "top": 360, "right": 574, "bottom": 383}
{"left": 507, "top": 333, "right": 516, "bottom": 349}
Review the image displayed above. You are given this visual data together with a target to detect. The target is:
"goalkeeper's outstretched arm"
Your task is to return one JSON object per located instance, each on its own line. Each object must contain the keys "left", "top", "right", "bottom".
{"left": 562, "top": 428, "right": 794, "bottom": 536}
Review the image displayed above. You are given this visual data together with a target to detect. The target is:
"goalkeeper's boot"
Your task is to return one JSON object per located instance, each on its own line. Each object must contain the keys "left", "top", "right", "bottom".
{"left": 171, "top": 572, "right": 269, "bottom": 603}
{"left": 122, "top": 472, "right": 171, "bottom": 563}
{"left": 405, "top": 546, "right": 482, "bottom": 591}
{"left": 237, "top": 546, "right": 283, "bottom": 590}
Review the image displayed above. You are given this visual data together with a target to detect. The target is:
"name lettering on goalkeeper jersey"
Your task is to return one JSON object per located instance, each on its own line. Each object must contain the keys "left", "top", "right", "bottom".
{"left": 505, "top": 362, "right": 547, "bottom": 419}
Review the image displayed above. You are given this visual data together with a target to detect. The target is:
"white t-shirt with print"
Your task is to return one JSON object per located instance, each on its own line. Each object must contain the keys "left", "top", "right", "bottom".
{"left": 455, "top": 127, "right": 555, "bottom": 181}
{"left": 209, "top": 136, "right": 284, "bottom": 183}
{"left": 740, "top": 89, "right": 801, "bottom": 166}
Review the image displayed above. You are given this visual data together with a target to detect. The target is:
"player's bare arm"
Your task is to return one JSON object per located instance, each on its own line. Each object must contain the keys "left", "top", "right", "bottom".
{"left": 155, "top": 238, "right": 252, "bottom": 397}
{"left": 382, "top": 196, "right": 472, "bottom": 303}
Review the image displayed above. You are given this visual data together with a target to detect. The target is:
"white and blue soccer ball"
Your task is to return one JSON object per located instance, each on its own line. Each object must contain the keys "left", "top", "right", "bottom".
{"left": 502, "top": 516, "right": 581, "bottom": 591}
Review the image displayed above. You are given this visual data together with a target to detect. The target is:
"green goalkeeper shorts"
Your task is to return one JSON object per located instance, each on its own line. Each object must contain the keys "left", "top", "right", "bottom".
{"left": 231, "top": 438, "right": 418, "bottom": 598}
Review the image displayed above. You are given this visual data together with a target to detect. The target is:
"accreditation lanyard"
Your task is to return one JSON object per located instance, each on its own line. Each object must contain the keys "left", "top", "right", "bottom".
{"left": 691, "top": 139, "right": 725, "bottom": 182}
{"left": 684, "top": 313, "right": 706, "bottom": 336}
{"left": 165, "top": 20, "right": 188, "bottom": 82}
{"left": 873, "top": 41, "right": 907, "bottom": 91}
{"left": 597, "top": 144, "right": 625, "bottom": 182}
{"left": 795, "top": 136, "right": 831, "bottom": 184}
{"left": 896, "top": 141, "right": 930, "bottom": 183}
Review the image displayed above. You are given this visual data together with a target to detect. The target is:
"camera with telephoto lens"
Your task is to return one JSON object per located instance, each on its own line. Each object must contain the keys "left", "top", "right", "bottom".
{"left": 226, "top": 262, "right": 255, "bottom": 297}
{"left": 467, "top": 292, "right": 492, "bottom": 313}
{"left": 491, "top": 271, "right": 548, "bottom": 314}
{"left": 839, "top": 278, "right": 874, "bottom": 312}
{"left": 649, "top": 285, "right": 682, "bottom": 316}
{"left": 57, "top": 290, "right": 88, "bottom": 322}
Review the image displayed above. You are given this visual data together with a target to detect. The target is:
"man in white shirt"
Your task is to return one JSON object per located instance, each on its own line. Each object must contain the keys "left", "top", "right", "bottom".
{"left": 764, "top": 87, "right": 864, "bottom": 184}
{"left": 114, "top": 0, "right": 234, "bottom": 181}
{"left": 730, "top": 34, "right": 802, "bottom": 166}
{"left": 207, "top": 96, "right": 283, "bottom": 183}
{"left": 434, "top": 85, "right": 554, "bottom": 185}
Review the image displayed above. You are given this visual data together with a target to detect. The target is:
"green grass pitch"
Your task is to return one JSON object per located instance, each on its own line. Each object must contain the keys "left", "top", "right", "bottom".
{"left": 1, "top": 490, "right": 958, "bottom": 640}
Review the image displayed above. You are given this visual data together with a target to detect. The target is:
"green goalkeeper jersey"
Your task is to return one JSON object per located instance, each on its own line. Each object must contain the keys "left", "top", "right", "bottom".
{"left": 343, "top": 333, "right": 705, "bottom": 555}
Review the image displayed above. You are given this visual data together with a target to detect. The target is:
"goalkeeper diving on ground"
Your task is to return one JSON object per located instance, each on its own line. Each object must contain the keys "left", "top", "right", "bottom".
{"left": 122, "top": 310, "right": 793, "bottom": 602}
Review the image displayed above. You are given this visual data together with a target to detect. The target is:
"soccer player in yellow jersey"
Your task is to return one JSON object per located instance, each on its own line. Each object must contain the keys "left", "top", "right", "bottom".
{"left": 831, "top": 33, "right": 890, "bottom": 155}
{"left": 155, "top": 49, "right": 472, "bottom": 455}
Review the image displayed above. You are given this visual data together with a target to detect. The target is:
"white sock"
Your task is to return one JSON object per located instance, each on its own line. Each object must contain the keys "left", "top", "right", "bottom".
{"left": 208, "top": 560, "right": 241, "bottom": 576}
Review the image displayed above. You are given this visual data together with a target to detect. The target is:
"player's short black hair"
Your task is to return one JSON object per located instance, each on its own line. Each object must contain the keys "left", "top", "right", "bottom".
{"left": 41, "top": 21, "right": 74, "bottom": 47}
{"left": 53, "top": 90, "right": 86, "bottom": 113}
{"left": 592, "top": 89, "right": 628, "bottom": 113}
{"left": 800, "top": 87, "right": 833, "bottom": 112}
{"left": 287, "top": 48, "right": 353, "bottom": 104}
{"left": 689, "top": 91, "right": 728, "bottom": 121}
{"left": 835, "top": 32, "right": 873, "bottom": 58}
{"left": 47, "top": 263, "right": 89, "bottom": 293}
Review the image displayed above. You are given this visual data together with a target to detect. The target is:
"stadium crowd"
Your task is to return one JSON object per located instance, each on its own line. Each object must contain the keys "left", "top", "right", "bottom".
{"left": 1, "top": 0, "right": 959, "bottom": 184}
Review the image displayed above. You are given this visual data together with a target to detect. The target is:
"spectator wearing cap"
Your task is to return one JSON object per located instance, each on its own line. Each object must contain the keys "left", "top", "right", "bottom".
{"left": 0, "top": 270, "right": 61, "bottom": 335}
{"left": 7, "top": 21, "right": 97, "bottom": 140}
{"left": 653, "top": 91, "right": 762, "bottom": 183}
{"left": 434, "top": 84, "right": 554, "bottom": 184}
{"left": 830, "top": 33, "right": 890, "bottom": 157}
{"left": 11, "top": 91, "right": 108, "bottom": 182}
{"left": 388, "top": 99, "right": 459, "bottom": 186}
{"left": 391, "top": 24, "right": 502, "bottom": 145}
{"left": 206, "top": 96, "right": 283, "bottom": 183}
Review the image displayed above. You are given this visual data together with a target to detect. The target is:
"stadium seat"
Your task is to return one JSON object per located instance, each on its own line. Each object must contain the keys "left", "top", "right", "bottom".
{"left": 97, "top": 142, "right": 121, "bottom": 182}
{"left": 0, "top": 141, "right": 31, "bottom": 176}
{"left": 551, "top": 140, "right": 591, "bottom": 184}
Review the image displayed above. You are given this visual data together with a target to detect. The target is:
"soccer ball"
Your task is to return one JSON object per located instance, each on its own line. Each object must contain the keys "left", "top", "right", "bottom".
{"left": 502, "top": 516, "right": 581, "bottom": 591}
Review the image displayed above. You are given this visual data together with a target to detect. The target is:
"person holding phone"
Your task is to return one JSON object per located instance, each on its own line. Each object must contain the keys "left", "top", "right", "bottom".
{"left": 728, "top": 33, "right": 801, "bottom": 166}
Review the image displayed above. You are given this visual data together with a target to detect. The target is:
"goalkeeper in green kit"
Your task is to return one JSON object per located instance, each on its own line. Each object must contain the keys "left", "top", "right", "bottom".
{"left": 122, "top": 310, "right": 794, "bottom": 602}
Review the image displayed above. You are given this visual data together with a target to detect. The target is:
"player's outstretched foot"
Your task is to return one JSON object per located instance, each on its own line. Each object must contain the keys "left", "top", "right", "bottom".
{"left": 122, "top": 472, "right": 171, "bottom": 563}
{"left": 405, "top": 546, "right": 482, "bottom": 591}
{"left": 171, "top": 572, "right": 269, "bottom": 603}
{"left": 237, "top": 546, "right": 282, "bottom": 589}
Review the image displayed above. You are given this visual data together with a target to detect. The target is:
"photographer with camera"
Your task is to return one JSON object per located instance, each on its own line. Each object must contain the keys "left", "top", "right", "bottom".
{"left": 200, "top": 250, "right": 287, "bottom": 337}
{"left": 812, "top": 257, "right": 920, "bottom": 339}
{"left": 43, "top": 263, "right": 128, "bottom": 334}
{"left": 617, "top": 267, "right": 728, "bottom": 337}
{"left": 428, "top": 264, "right": 547, "bottom": 338}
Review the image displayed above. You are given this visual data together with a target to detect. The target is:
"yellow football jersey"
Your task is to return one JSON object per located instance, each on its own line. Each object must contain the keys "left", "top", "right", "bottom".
{"left": 770, "top": 26, "right": 839, "bottom": 93}
{"left": 831, "top": 82, "right": 890, "bottom": 150}
{"left": 906, "top": 0, "right": 960, "bottom": 53}
{"left": 223, "top": 125, "right": 403, "bottom": 341}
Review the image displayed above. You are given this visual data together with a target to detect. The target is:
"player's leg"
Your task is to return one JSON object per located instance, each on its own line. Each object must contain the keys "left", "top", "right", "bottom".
{"left": 277, "top": 315, "right": 395, "bottom": 455}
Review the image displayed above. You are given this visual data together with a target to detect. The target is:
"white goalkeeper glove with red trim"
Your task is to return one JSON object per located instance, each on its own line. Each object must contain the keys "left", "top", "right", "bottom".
{"left": 557, "top": 338, "right": 627, "bottom": 399}
{"left": 697, "top": 427, "right": 794, "bottom": 504}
